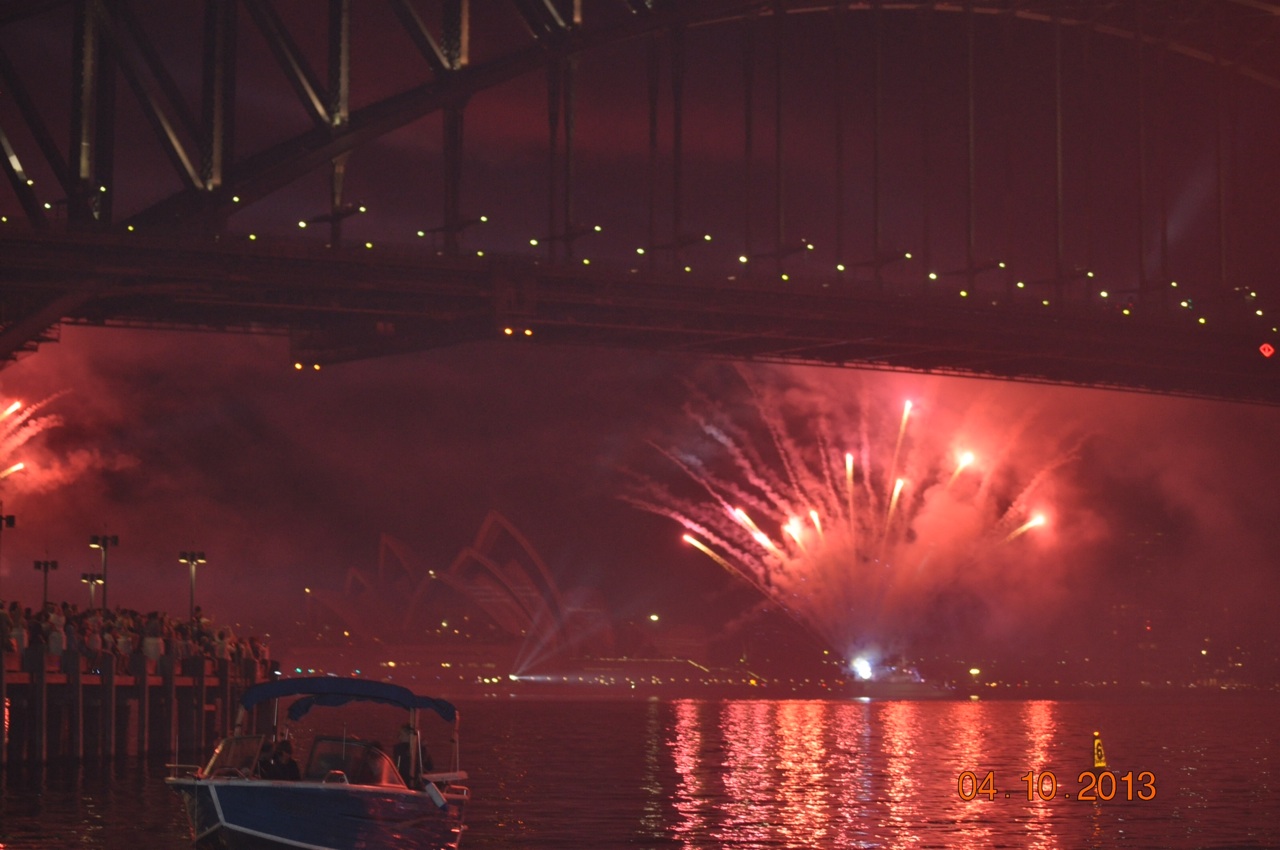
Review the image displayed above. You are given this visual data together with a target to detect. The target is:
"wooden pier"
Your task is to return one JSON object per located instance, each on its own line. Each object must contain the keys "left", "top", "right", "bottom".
{"left": 1, "top": 647, "right": 268, "bottom": 762}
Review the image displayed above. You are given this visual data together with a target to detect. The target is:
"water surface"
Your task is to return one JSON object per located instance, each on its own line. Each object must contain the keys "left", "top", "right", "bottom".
{"left": 1, "top": 696, "right": 1274, "bottom": 849}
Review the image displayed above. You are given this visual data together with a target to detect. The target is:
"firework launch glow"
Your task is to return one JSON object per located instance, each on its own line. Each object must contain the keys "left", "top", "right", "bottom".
{"left": 626, "top": 370, "right": 1088, "bottom": 667}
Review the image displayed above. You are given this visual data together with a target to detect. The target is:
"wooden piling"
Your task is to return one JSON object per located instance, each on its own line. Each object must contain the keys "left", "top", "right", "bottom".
{"left": 0, "top": 648, "right": 265, "bottom": 763}
{"left": 217, "top": 658, "right": 232, "bottom": 737}
{"left": 0, "top": 651, "right": 7, "bottom": 766}
{"left": 27, "top": 648, "right": 47, "bottom": 763}
{"left": 131, "top": 654, "right": 149, "bottom": 757}
{"left": 101, "top": 661, "right": 116, "bottom": 760}
{"left": 194, "top": 657, "right": 207, "bottom": 755}
{"left": 66, "top": 651, "right": 84, "bottom": 761}
{"left": 160, "top": 655, "right": 177, "bottom": 756}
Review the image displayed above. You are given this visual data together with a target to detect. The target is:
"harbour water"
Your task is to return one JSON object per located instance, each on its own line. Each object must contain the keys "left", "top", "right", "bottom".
{"left": 1, "top": 696, "right": 1275, "bottom": 849}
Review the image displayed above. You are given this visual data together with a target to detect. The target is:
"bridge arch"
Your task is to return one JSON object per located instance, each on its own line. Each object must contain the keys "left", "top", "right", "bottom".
{"left": 1, "top": 2, "right": 1278, "bottom": 403}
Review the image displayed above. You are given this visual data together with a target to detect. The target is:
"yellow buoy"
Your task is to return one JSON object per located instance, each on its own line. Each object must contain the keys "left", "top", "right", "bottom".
{"left": 1092, "top": 730, "right": 1107, "bottom": 769}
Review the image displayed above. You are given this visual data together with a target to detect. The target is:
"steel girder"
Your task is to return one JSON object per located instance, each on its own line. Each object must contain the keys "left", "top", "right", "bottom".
{"left": 1, "top": 229, "right": 1275, "bottom": 405}
{"left": 1, "top": 1, "right": 1279, "bottom": 233}
{"left": 1, "top": 1, "right": 1279, "bottom": 404}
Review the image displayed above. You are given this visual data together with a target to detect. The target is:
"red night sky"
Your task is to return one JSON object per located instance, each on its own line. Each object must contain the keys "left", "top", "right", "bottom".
{"left": 1, "top": 5, "right": 1279, "bottom": 678}
{"left": 1, "top": 326, "right": 1278, "bottom": 675}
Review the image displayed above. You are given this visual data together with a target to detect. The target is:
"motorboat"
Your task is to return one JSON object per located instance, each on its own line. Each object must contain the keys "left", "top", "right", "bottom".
{"left": 166, "top": 676, "right": 469, "bottom": 850}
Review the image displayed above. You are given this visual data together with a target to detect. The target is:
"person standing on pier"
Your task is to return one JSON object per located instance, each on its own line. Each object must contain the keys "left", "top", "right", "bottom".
{"left": 45, "top": 609, "right": 64, "bottom": 660}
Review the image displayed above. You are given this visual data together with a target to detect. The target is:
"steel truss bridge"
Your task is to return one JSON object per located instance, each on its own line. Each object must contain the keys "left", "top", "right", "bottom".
{"left": 1, "top": 1, "right": 1278, "bottom": 403}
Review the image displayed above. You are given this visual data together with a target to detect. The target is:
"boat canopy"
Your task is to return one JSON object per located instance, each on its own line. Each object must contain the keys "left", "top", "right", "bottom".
{"left": 240, "top": 676, "right": 457, "bottom": 723}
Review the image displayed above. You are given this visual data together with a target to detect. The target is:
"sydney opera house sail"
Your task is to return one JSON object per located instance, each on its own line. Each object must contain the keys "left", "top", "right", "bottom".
{"left": 298, "top": 511, "right": 613, "bottom": 680}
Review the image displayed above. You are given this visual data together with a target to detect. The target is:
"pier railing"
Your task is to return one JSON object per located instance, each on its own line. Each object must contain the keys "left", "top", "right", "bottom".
{"left": 1, "top": 646, "right": 272, "bottom": 763}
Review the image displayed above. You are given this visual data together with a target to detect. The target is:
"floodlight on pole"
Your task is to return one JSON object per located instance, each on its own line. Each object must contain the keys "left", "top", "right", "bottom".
{"left": 89, "top": 534, "right": 119, "bottom": 612}
{"left": 179, "top": 551, "right": 207, "bottom": 623}
{"left": 0, "top": 506, "right": 12, "bottom": 597}
{"left": 80, "top": 572, "right": 104, "bottom": 608}
{"left": 33, "top": 559, "right": 57, "bottom": 608}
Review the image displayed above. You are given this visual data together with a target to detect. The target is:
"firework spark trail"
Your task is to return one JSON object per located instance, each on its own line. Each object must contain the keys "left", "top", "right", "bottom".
{"left": 0, "top": 394, "right": 63, "bottom": 488}
{"left": 625, "top": 374, "right": 1074, "bottom": 663}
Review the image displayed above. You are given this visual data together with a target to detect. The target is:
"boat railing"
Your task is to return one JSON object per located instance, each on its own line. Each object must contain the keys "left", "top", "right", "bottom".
{"left": 422, "top": 770, "right": 469, "bottom": 785}
{"left": 165, "top": 763, "right": 205, "bottom": 779}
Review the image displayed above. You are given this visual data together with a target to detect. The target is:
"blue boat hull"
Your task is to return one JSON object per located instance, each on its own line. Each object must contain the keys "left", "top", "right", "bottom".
{"left": 167, "top": 777, "right": 466, "bottom": 850}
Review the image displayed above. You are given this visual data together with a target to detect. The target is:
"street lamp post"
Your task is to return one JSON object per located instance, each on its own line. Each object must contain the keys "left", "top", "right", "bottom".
{"left": 0, "top": 508, "right": 13, "bottom": 596}
{"left": 34, "top": 559, "right": 57, "bottom": 608}
{"left": 80, "top": 572, "right": 104, "bottom": 608}
{"left": 88, "top": 535, "right": 118, "bottom": 612}
{"left": 178, "top": 551, "right": 206, "bottom": 623}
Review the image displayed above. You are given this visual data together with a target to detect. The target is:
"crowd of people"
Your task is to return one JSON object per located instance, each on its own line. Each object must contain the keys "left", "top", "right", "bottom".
{"left": 0, "top": 598, "right": 273, "bottom": 679}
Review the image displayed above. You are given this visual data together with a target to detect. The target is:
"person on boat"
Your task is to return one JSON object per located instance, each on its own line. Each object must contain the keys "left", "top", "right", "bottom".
{"left": 393, "top": 722, "right": 433, "bottom": 785}
{"left": 262, "top": 739, "right": 300, "bottom": 781}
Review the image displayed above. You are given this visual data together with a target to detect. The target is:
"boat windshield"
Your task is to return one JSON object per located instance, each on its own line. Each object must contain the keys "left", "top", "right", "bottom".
{"left": 203, "top": 735, "right": 267, "bottom": 778}
{"left": 304, "top": 738, "right": 407, "bottom": 788}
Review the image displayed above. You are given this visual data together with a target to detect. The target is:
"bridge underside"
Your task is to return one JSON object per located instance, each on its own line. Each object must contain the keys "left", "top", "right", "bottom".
{"left": 2, "top": 231, "right": 1272, "bottom": 405}
{"left": 1, "top": 3, "right": 1279, "bottom": 403}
